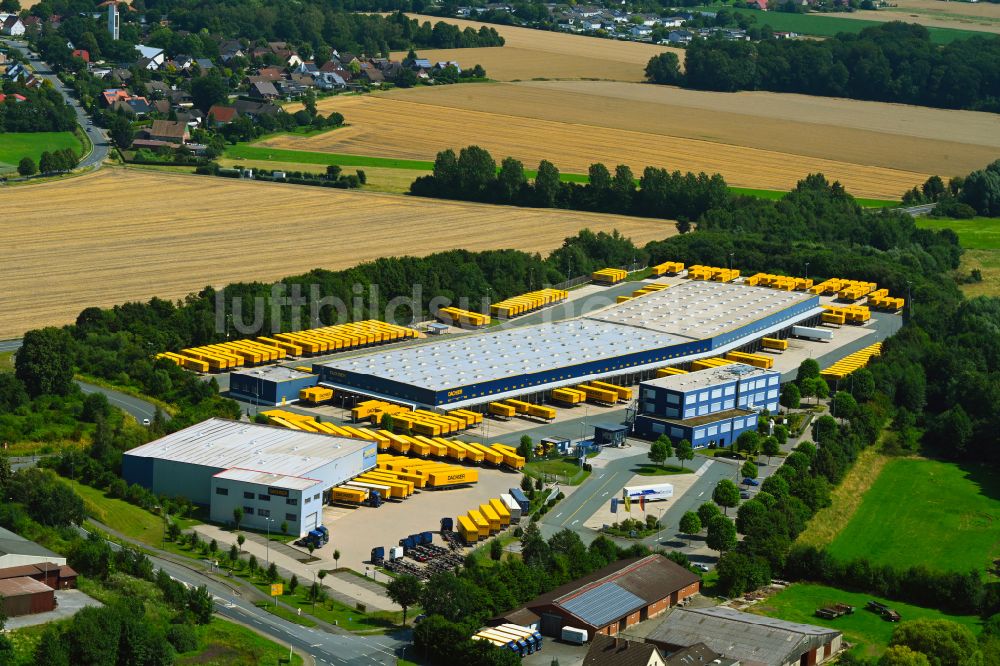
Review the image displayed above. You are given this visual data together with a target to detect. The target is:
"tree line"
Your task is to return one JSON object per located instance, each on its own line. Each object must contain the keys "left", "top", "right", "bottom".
{"left": 902, "top": 161, "right": 1000, "bottom": 218}
{"left": 646, "top": 22, "right": 1000, "bottom": 112}
{"left": 0, "top": 82, "right": 77, "bottom": 133}
{"left": 410, "top": 145, "right": 729, "bottom": 222}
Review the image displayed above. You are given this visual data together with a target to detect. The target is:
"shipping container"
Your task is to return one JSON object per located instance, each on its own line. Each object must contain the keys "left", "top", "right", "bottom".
{"left": 500, "top": 493, "right": 522, "bottom": 521}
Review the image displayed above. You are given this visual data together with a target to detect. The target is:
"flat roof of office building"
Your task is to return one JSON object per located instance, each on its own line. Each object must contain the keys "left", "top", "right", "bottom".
{"left": 212, "top": 467, "right": 321, "bottom": 491}
{"left": 231, "top": 366, "right": 314, "bottom": 382}
{"left": 643, "top": 363, "right": 777, "bottom": 393}
{"left": 320, "top": 319, "right": 682, "bottom": 392}
{"left": 124, "top": 418, "right": 367, "bottom": 477}
{"left": 586, "top": 281, "right": 812, "bottom": 340}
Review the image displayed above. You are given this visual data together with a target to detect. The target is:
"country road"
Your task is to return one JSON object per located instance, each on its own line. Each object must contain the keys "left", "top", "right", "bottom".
{"left": 0, "top": 38, "right": 110, "bottom": 170}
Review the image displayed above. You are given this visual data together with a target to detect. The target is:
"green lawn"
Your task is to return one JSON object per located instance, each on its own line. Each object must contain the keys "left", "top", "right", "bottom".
{"left": 632, "top": 463, "right": 691, "bottom": 476}
{"left": 754, "top": 583, "right": 982, "bottom": 658}
{"left": 0, "top": 132, "right": 83, "bottom": 173}
{"left": 0, "top": 350, "right": 13, "bottom": 371}
{"left": 826, "top": 459, "right": 1000, "bottom": 574}
{"left": 916, "top": 216, "right": 1000, "bottom": 250}
{"left": 524, "top": 457, "right": 591, "bottom": 485}
{"left": 64, "top": 478, "right": 202, "bottom": 550}
{"left": 698, "top": 4, "right": 982, "bottom": 43}
{"left": 178, "top": 618, "right": 303, "bottom": 666}
{"left": 729, "top": 186, "right": 897, "bottom": 209}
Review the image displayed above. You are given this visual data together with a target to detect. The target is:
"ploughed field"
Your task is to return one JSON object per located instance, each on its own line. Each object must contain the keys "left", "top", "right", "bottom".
{"left": 0, "top": 168, "right": 672, "bottom": 338}
{"left": 271, "top": 83, "right": 956, "bottom": 199}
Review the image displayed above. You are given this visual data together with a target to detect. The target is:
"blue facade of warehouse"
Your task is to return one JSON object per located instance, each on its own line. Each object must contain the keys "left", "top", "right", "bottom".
{"left": 229, "top": 367, "right": 318, "bottom": 406}
{"left": 315, "top": 291, "right": 818, "bottom": 409}
{"left": 632, "top": 365, "right": 781, "bottom": 448}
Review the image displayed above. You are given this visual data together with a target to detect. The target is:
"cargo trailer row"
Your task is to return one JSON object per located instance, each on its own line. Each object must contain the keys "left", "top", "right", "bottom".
{"left": 690, "top": 357, "right": 735, "bottom": 371}
{"left": 261, "top": 409, "right": 392, "bottom": 449}
{"left": 822, "top": 304, "right": 871, "bottom": 324}
{"left": 809, "top": 278, "right": 878, "bottom": 302}
{"left": 724, "top": 351, "right": 774, "bottom": 370}
{"left": 592, "top": 268, "right": 627, "bottom": 285}
{"left": 761, "top": 337, "right": 788, "bottom": 352}
{"left": 270, "top": 320, "right": 418, "bottom": 356}
{"left": 746, "top": 272, "right": 814, "bottom": 291}
{"left": 820, "top": 341, "right": 883, "bottom": 381}
{"left": 351, "top": 399, "right": 411, "bottom": 424}
{"left": 299, "top": 386, "right": 333, "bottom": 404}
{"left": 650, "top": 261, "right": 684, "bottom": 276}
{"left": 687, "top": 265, "right": 739, "bottom": 282}
{"left": 375, "top": 454, "right": 479, "bottom": 488}
{"left": 655, "top": 366, "right": 688, "bottom": 377}
{"left": 473, "top": 624, "right": 543, "bottom": 657}
{"left": 436, "top": 306, "right": 491, "bottom": 328}
{"left": 490, "top": 288, "right": 568, "bottom": 319}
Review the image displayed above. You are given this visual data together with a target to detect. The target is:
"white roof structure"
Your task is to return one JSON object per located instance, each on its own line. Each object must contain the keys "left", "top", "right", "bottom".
{"left": 643, "top": 363, "right": 776, "bottom": 393}
{"left": 231, "top": 366, "right": 314, "bottom": 382}
{"left": 586, "top": 281, "right": 813, "bottom": 340}
{"left": 322, "top": 320, "right": 682, "bottom": 392}
{"left": 125, "top": 418, "right": 365, "bottom": 477}
{"left": 212, "top": 468, "right": 320, "bottom": 490}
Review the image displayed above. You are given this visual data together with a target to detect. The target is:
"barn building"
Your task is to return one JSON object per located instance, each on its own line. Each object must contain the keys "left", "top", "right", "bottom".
{"left": 491, "top": 555, "right": 701, "bottom": 639}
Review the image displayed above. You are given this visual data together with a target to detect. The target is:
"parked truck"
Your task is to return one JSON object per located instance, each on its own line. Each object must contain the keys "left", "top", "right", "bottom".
{"left": 501, "top": 493, "right": 522, "bottom": 521}
{"left": 622, "top": 483, "right": 674, "bottom": 502}
{"left": 561, "top": 626, "right": 588, "bottom": 644}
{"left": 508, "top": 487, "right": 530, "bottom": 513}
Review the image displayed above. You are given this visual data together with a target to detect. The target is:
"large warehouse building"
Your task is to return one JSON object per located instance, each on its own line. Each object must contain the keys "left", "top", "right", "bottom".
{"left": 123, "top": 418, "right": 376, "bottom": 536}
{"left": 314, "top": 281, "right": 821, "bottom": 409}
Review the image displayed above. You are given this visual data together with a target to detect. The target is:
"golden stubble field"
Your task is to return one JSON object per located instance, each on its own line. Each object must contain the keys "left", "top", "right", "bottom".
{"left": 390, "top": 14, "right": 682, "bottom": 81}
{"left": 274, "top": 87, "right": 934, "bottom": 199}
{"left": 816, "top": 0, "right": 1000, "bottom": 34}
{"left": 0, "top": 169, "right": 672, "bottom": 338}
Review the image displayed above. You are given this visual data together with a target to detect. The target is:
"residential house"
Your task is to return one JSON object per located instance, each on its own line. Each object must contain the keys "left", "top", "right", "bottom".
{"left": 583, "top": 635, "right": 665, "bottom": 666}
{"left": 171, "top": 54, "right": 194, "bottom": 70}
{"left": 646, "top": 607, "right": 842, "bottom": 666}
{"left": 630, "top": 25, "right": 653, "bottom": 38}
{"left": 315, "top": 71, "right": 346, "bottom": 90}
{"left": 1, "top": 15, "right": 25, "bottom": 36}
{"left": 109, "top": 68, "right": 132, "bottom": 84}
{"left": 256, "top": 66, "right": 285, "bottom": 81}
{"left": 667, "top": 30, "right": 694, "bottom": 45}
{"left": 71, "top": 49, "right": 90, "bottom": 63}
{"left": 358, "top": 65, "right": 383, "bottom": 85}
{"left": 195, "top": 57, "right": 215, "bottom": 71}
{"left": 746, "top": 0, "right": 768, "bottom": 9}
{"left": 147, "top": 119, "right": 189, "bottom": 144}
{"left": 0, "top": 93, "right": 26, "bottom": 103}
{"left": 276, "top": 79, "right": 309, "bottom": 96}
{"left": 411, "top": 58, "right": 432, "bottom": 70}
{"left": 434, "top": 60, "right": 461, "bottom": 73}
{"left": 151, "top": 99, "right": 171, "bottom": 115}
{"left": 146, "top": 80, "right": 172, "bottom": 97}
{"left": 296, "top": 61, "right": 320, "bottom": 76}
{"left": 136, "top": 44, "right": 166, "bottom": 69}
{"left": 20, "top": 16, "right": 41, "bottom": 31}
{"left": 663, "top": 643, "right": 736, "bottom": 666}
{"left": 249, "top": 79, "right": 279, "bottom": 99}
{"left": 234, "top": 99, "right": 279, "bottom": 119}
{"left": 206, "top": 104, "right": 237, "bottom": 126}
{"left": 219, "top": 39, "right": 244, "bottom": 62}
{"left": 662, "top": 16, "right": 687, "bottom": 28}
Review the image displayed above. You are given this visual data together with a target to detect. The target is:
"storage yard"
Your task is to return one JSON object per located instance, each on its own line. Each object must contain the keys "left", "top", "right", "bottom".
{"left": 0, "top": 169, "right": 670, "bottom": 338}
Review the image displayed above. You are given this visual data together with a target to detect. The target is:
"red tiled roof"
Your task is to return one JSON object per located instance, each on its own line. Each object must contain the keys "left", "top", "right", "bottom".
{"left": 207, "top": 104, "right": 237, "bottom": 123}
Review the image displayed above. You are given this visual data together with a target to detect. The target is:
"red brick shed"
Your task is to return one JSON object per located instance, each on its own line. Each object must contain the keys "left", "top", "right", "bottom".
{"left": 0, "top": 576, "right": 56, "bottom": 617}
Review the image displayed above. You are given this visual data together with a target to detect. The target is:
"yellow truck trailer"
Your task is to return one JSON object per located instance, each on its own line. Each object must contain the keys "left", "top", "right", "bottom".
{"left": 479, "top": 505, "right": 501, "bottom": 534}
{"left": 551, "top": 387, "right": 585, "bottom": 404}
{"left": 427, "top": 467, "right": 478, "bottom": 488}
{"left": 761, "top": 337, "right": 788, "bottom": 352}
{"left": 489, "top": 498, "right": 511, "bottom": 526}
{"left": 525, "top": 404, "right": 556, "bottom": 421}
{"left": 488, "top": 402, "right": 516, "bottom": 419}
{"left": 467, "top": 510, "right": 490, "bottom": 539}
{"left": 655, "top": 367, "right": 688, "bottom": 377}
{"left": 457, "top": 515, "right": 479, "bottom": 544}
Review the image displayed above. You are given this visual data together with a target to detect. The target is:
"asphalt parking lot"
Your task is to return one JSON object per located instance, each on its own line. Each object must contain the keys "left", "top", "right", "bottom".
{"left": 312, "top": 466, "right": 524, "bottom": 572}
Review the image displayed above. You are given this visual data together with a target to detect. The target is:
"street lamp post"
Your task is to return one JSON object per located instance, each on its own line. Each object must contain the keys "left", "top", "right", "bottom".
{"left": 265, "top": 517, "right": 273, "bottom": 567}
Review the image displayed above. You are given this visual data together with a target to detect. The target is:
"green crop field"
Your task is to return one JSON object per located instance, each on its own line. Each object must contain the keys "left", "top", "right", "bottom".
{"left": 699, "top": 4, "right": 982, "bottom": 43}
{"left": 0, "top": 132, "right": 82, "bottom": 173}
{"left": 826, "top": 458, "right": 1000, "bottom": 573}
{"left": 755, "top": 583, "right": 983, "bottom": 657}
{"left": 916, "top": 217, "right": 1000, "bottom": 250}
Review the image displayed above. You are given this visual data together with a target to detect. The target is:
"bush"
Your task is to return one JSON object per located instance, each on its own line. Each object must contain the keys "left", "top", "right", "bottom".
{"left": 165, "top": 622, "right": 198, "bottom": 653}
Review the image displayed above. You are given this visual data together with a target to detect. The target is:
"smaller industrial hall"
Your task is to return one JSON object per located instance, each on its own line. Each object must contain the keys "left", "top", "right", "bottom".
{"left": 632, "top": 363, "right": 780, "bottom": 447}
{"left": 492, "top": 554, "right": 700, "bottom": 638}
{"left": 123, "top": 418, "right": 376, "bottom": 537}
{"left": 228, "top": 365, "right": 318, "bottom": 406}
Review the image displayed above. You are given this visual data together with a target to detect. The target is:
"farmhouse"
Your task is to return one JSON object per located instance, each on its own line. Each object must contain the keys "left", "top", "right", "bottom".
{"left": 147, "top": 119, "right": 190, "bottom": 144}
{"left": 207, "top": 104, "right": 238, "bottom": 126}
{"left": 490, "top": 555, "right": 700, "bottom": 638}
{"left": 646, "top": 607, "right": 842, "bottom": 666}
{"left": 1, "top": 15, "right": 25, "bottom": 36}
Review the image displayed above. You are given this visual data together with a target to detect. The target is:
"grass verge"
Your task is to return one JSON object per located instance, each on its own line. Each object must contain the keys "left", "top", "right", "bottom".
{"left": 825, "top": 458, "right": 1000, "bottom": 573}
{"left": 524, "top": 457, "right": 591, "bottom": 485}
{"left": 177, "top": 617, "right": 303, "bottom": 665}
{"left": 753, "top": 583, "right": 982, "bottom": 658}
{"left": 632, "top": 464, "right": 691, "bottom": 476}
{"left": 794, "top": 446, "right": 889, "bottom": 550}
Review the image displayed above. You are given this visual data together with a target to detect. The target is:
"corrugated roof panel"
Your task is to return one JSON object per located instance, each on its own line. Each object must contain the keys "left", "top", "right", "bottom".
{"left": 559, "top": 582, "right": 645, "bottom": 627}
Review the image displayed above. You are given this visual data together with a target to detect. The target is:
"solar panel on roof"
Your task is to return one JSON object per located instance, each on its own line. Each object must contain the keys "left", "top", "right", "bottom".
{"left": 559, "top": 582, "right": 645, "bottom": 627}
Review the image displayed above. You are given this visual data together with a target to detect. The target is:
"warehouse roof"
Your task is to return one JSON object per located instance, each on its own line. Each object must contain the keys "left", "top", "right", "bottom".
{"left": 643, "top": 363, "right": 778, "bottom": 393}
{"left": 320, "top": 320, "right": 681, "bottom": 392}
{"left": 0, "top": 527, "right": 63, "bottom": 561}
{"left": 124, "top": 418, "right": 369, "bottom": 477}
{"left": 586, "top": 281, "right": 813, "bottom": 340}
{"left": 213, "top": 467, "right": 321, "bottom": 491}
{"left": 646, "top": 607, "right": 840, "bottom": 665}
{"left": 231, "top": 366, "right": 314, "bottom": 382}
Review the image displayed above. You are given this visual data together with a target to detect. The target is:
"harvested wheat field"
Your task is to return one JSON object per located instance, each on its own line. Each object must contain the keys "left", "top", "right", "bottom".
{"left": 0, "top": 169, "right": 671, "bottom": 338}
{"left": 271, "top": 89, "right": 929, "bottom": 199}
{"left": 390, "top": 14, "right": 681, "bottom": 81}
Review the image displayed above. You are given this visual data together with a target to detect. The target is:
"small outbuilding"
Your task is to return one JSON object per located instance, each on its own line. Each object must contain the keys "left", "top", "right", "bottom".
{"left": 0, "top": 576, "right": 56, "bottom": 617}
